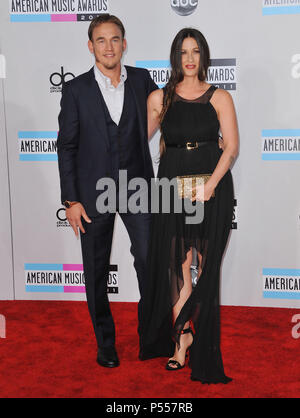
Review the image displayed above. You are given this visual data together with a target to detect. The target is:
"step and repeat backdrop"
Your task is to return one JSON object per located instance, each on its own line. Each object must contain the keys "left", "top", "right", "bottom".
{"left": 0, "top": 0, "right": 299, "bottom": 308}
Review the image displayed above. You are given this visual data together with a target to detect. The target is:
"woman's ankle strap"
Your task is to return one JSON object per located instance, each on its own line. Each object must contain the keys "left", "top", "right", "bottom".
{"left": 180, "top": 327, "right": 192, "bottom": 335}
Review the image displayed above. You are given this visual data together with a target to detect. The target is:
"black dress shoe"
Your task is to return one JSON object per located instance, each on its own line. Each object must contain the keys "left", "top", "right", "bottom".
{"left": 97, "top": 346, "right": 120, "bottom": 368}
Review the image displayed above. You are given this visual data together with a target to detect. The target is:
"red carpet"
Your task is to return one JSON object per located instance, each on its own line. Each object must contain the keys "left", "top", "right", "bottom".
{"left": 0, "top": 301, "right": 299, "bottom": 398}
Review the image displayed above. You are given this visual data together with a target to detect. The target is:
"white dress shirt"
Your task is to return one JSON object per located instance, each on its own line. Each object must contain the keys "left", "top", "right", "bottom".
{"left": 94, "top": 64, "right": 127, "bottom": 125}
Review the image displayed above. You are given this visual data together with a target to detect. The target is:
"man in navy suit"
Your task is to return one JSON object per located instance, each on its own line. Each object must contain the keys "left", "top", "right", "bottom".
{"left": 57, "top": 14, "right": 157, "bottom": 368}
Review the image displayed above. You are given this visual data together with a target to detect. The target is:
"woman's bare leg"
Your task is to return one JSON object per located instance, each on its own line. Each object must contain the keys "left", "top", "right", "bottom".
{"left": 168, "top": 248, "right": 194, "bottom": 368}
{"left": 197, "top": 252, "right": 202, "bottom": 280}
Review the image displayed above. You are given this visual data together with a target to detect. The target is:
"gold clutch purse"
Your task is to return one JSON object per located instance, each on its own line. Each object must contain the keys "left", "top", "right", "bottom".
{"left": 176, "top": 174, "right": 215, "bottom": 200}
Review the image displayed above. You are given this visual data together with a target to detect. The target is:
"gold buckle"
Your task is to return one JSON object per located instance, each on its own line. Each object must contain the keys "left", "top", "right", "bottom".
{"left": 186, "top": 142, "right": 198, "bottom": 150}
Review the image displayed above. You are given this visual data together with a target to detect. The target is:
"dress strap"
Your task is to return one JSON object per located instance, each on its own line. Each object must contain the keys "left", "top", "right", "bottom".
{"left": 203, "top": 85, "right": 218, "bottom": 103}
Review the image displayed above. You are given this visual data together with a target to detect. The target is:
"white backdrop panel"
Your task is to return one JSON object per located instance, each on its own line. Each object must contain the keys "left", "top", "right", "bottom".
{"left": 0, "top": 46, "right": 14, "bottom": 300}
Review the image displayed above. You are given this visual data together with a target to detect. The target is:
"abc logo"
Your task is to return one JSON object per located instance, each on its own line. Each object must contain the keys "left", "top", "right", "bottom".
{"left": 170, "top": 0, "right": 198, "bottom": 16}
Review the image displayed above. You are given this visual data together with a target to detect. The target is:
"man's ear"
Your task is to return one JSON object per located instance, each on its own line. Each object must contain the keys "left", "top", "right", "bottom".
{"left": 88, "top": 40, "right": 94, "bottom": 55}
{"left": 122, "top": 38, "right": 127, "bottom": 53}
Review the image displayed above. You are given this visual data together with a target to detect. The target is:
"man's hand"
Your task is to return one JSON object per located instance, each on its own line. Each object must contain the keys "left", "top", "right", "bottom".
{"left": 66, "top": 203, "right": 92, "bottom": 237}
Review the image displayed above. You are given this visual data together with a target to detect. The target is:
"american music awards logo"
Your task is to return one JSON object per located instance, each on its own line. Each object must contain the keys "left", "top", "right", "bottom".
{"left": 262, "top": 0, "right": 300, "bottom": 15}
{"left": 263, "top": 268, "right": 300, "bottom": 300}
{"left": 261, "top": 129, "right": 300, "bottom": 160}
{"left": 25, "top": 263, "right": 119, "bottom": 294}
{"left": 19, "top": 131, "right": 58, "bottom": 161}
{"left": 208, "top": 59, "right": 236, "bottom": 91}
{"left": 50, "top": 67, "right": 75, "bottom": 93}
{"left": 136, "top": 58, "right": 237, "bottom": 90}
{"left": 9, "top": 0, "right": 109, "bottom": 22}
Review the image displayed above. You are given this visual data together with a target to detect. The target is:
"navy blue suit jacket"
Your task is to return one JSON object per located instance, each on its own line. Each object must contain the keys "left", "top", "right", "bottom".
{"left": 57, "top": 65, "right": 158, "bottom": 216}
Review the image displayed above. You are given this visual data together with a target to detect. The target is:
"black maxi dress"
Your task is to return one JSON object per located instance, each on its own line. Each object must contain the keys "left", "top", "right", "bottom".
{"left": 139, "top": 86, "right": 234, "bottom": 384}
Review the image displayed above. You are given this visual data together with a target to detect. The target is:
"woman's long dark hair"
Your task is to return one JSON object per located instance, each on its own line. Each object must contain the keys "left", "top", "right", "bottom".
{"left": 159, "top": 28, "right": 210, "bottom": 156}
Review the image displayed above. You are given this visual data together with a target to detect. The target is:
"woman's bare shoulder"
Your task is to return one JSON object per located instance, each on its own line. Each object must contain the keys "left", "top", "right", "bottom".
{"left": 212, "top": 87, "right": 233, "bottom": 104}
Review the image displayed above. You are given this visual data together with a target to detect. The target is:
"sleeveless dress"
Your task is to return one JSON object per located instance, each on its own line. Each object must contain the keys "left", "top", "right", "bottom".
{"left": 139, "top": 85, "right": 234, "bottom": 384}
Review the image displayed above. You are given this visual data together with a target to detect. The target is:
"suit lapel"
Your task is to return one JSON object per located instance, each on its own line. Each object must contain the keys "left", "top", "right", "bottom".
{"left": 86, "top": 68, "right": 110, "bottom": 151}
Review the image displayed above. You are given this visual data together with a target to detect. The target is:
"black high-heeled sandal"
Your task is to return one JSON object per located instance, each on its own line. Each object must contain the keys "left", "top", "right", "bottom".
{"left": 165, "top": 327, "right": 194, "bottom": 371}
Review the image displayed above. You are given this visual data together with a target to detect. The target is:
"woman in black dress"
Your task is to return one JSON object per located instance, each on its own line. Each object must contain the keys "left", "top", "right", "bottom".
{"left": 139, "top": 28, "right": 238, "bottom": 384}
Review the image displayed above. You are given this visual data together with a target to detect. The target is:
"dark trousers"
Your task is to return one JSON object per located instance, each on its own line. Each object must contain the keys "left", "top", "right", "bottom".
{"left": 80, "top": 211, "right": 151, "bottom": 349}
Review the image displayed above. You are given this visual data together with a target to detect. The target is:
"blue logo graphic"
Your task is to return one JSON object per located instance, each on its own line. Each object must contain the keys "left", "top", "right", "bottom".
{"left": 136, "top": 60, "right": 171, "bottom": 88}
{"left": 19, "top": 131, "right": 58, "bottom": 161}
{"left": 262, "top": 1, "right": 300, "bottom": 15}
{"left": 263, "top": 268, "right": 300, "bottom": 300}
{"left": 261, "top": 129, "right": 300, "bottom": 160}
